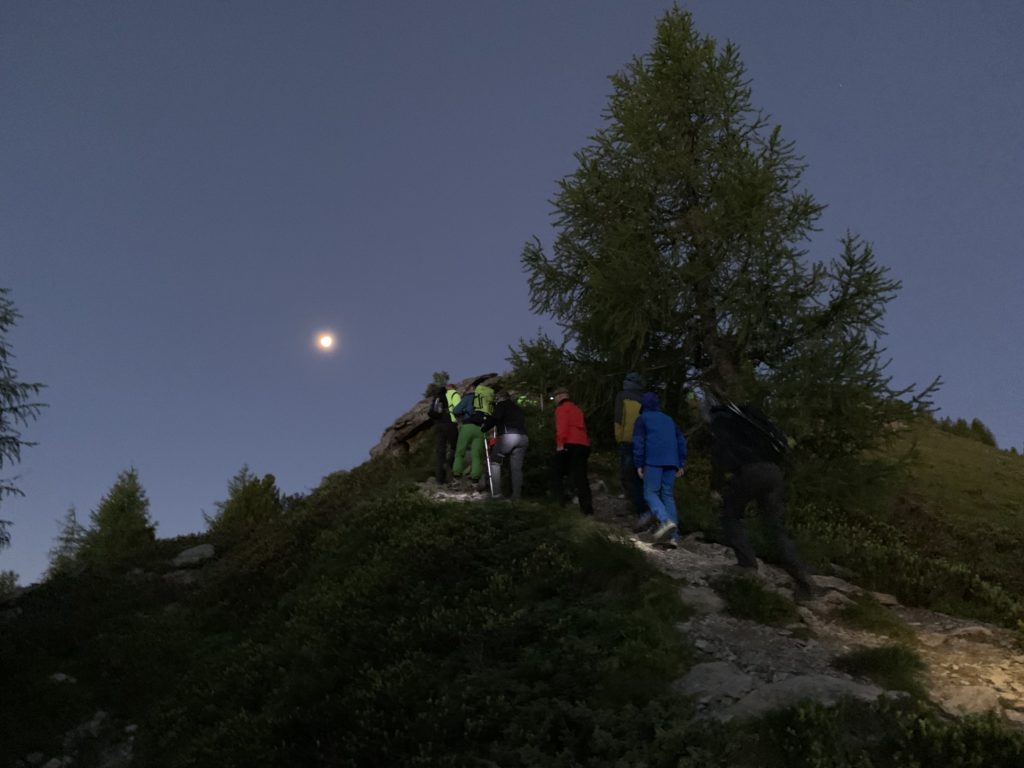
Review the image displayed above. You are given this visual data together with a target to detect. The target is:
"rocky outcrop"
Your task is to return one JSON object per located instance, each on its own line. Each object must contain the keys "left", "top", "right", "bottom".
{"left": 370, "top": 372, "right": 502, "bottom": 459}
{"left": 170, "top": 544, "right": 215, "bottom": 568}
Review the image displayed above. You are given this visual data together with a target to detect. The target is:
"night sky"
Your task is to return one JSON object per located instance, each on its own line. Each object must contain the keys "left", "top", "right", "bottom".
{"left": 3, "top": 1, "right": 1022, "bottom": 583}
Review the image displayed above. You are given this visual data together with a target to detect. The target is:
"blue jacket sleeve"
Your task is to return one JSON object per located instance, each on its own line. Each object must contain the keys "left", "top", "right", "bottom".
{"left": 676, "top": 426, "right": 688, "bottom": 468}
{"left": 632, "top": 415, "right": 647, "bottom": 468}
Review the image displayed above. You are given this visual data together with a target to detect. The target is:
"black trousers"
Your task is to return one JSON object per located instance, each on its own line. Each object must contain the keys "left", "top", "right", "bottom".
{"left": 552, "top": 444, "right": 593, "bottom": 515}
{"left": 433, "top": 421, "right": 458, "bottom": 483}
{"left": 618, "top": 442, "right": 646, "bottom": 516}
{"left": 721, "top": 462, "right": 809, "bottom": 585}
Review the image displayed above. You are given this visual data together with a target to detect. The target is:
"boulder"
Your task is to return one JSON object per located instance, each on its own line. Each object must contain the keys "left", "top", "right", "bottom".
{"left": 716, "top": 674, "right": 884, "bottom": 722}
{"left": 171, "top": 544, "right": 215, "bottom": 568}
{"left": 945, "top": 625, "right": 994, "bottom": 643}
{"left": 674, "top": 661, "right": 755, "bottom": 700}
{"left": 934, "top": 685, "right": 1002, "bottom": 716}
{"left": 678, "top": 586, "right": 727, "bottom": 615}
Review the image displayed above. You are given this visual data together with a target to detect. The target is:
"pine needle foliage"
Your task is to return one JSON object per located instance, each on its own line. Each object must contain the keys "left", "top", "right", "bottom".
{"left": 0, "top": 287, "right": 46, "bottom": 546}
{"left": 516, "top": 8, "right": 939, "bottom": 501}
{"left": 80, "top": 468, "right": 156, "bottom": 570}
{"left": 205, "top": 465, "right": 284, "bottom": 543}
{"left": 47, "top": 506, "right": 88, "bottom": 578}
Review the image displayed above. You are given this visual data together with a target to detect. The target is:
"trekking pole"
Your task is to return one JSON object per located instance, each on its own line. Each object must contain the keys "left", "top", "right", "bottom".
{"left": 482, "top": 429, "right": 494, "bottom": 496}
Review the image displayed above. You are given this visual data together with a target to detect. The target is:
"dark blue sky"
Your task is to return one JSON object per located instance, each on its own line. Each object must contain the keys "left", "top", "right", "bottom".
{"left": 3, "top": 1, "right": 1022, "bottom": 583}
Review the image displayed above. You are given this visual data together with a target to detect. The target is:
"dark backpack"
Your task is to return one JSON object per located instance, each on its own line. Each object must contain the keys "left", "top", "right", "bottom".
{"left": 711, "top": 403, "right": 788, "bottom": 469}
{"left": 427, "top": 393, "right": 449, "bottom": 421}
{"left": 452, "top": 394, "right": 475, "bottom": 422}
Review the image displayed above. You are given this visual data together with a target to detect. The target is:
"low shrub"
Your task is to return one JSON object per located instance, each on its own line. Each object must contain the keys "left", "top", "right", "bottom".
{"left": 835, "top": 593, "right": 916, "bottom": 641}
{"left": 711, "top": 572, "right": 801, "bottom": 627}
{"left": 834, "top": 644, "right": 927, "bottom": 698}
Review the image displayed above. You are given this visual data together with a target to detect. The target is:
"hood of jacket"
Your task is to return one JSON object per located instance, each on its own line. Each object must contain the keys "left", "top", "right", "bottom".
{"left": 622, "top": 372, "right": 644, "bottom": 393}
{"left": 641, "top": 391, "right": 661, "bottom": 412}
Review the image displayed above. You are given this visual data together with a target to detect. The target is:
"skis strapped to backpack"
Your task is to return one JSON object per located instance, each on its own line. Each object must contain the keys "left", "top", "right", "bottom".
{"left": 722, "top": 401, "right": 789, "bottom": 461}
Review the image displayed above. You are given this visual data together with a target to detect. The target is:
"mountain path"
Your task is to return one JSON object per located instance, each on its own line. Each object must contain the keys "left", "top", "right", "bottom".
{"left": 421, "top": 479, "right": 1024, "bottom": 725}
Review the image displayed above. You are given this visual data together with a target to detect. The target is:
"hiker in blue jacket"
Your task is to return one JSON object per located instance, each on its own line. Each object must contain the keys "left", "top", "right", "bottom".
{"left": 632, "top": 392, "right": 687, "bottom": 548}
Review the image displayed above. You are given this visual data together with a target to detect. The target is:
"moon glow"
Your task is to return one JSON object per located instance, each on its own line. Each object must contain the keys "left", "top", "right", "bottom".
{"left": 318, "top": 333, "right": 335, "bottom": 350}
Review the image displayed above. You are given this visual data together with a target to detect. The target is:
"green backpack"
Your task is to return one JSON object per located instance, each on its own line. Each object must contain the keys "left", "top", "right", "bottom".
{"left": 473, "top": 384, "right": 495, "bottom": 416}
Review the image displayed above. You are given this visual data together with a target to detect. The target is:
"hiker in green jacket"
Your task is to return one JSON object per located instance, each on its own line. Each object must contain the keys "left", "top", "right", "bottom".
{"left": 452, "top": 383, "right": 495, "bottom": 488}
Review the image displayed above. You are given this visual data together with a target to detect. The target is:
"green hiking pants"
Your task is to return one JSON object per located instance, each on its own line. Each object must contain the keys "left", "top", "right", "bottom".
{"left": 453, "top": 423, "right": 484, "bottom": 481}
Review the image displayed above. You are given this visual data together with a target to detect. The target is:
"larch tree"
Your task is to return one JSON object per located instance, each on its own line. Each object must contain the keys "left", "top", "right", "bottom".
{"left": 80, "top": 468, "right": 157, "bottom": 568}
{"left": 0, "top": 287, "right": 45, "bottom": 549}
{"left": 518, "top": 8, "right": 936, "bottom": 495}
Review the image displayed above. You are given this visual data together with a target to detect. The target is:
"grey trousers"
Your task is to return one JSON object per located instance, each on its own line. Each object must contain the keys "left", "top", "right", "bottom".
{"left": 489, "top": 433, "right": 529, "bottom": 500}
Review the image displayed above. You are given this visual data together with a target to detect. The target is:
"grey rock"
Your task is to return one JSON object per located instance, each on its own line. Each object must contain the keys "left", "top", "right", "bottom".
{"left": 819, "top": 590, "right": 856, "bottom": 609}
{"left": 945, "top": 626, "right": 994, "bottom": 643}
{"left": 935, "top": 685, "right": 1002, "bottom": 716}
{"left": 1005, "top": 709, "right": 1024, "bottom": 726}
{"left": 674, "top": 661, "right": 755, "bottom": 700}
{"left": 170, "top": 544, "right": 215, "bottom": 568}
{"left": 26, "top": 754, "right": 45, "bottom": 766}
{"left": 917, "top": 632, "right": 947, "bottom": 648}
{"left": 869, "top": 591, "right": 900, "bottom": 606}
{"left": 49, "top": 673, "right": 77, "bottom": 684}
{"left": 678, "top": 586, "right": 726, "bottom": 615}
{"left": 828, "top": 562, "right": 859, "bottom": 580}
{"left": 811, "top": 575, "right": 859, "bottom": 594}
{"left": 716, "top": 674, "right": 884, "bottom": 722}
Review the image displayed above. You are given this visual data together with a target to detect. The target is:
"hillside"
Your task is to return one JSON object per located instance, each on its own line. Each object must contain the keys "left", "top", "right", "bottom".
{"left": 2, "top": 419, "right": 1024, "bottom": 767}
{"left": 888, "top": 424, "right": 1024, "bottom": 597}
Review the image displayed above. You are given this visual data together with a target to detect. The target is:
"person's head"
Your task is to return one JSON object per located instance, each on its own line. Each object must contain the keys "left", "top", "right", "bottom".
{"left": 495, "top": 389, "right": 511, "bottom": 404}
{"left": 552, "top": 386, "right": 570, "bottom": 405}
{"left": 446, "top": 381, "right": 457, "bottom": 390}
{"left": 623, "top": 371, "right": 643, "bottom": 390}
{"left": 641, "top": 391, "right": 661, "bottom": 412}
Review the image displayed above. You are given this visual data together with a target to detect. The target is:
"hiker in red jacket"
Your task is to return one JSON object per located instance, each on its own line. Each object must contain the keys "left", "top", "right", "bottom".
{"left": 552, "top": 387, "right": 593, "bottom": 515}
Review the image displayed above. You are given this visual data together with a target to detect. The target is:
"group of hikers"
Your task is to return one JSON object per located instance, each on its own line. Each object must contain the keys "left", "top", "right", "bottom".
{"left": 426, "top": 373, "right": 816, "bottom": 601}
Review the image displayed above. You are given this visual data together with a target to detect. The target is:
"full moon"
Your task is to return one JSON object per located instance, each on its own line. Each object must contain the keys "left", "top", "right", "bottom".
{"left": 318, "top": 333, "right": 334, "bottom": 350}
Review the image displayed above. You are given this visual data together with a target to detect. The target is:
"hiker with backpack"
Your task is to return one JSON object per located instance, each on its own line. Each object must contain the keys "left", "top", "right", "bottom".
{"left": 614, "top": 372, "right": 650, "bottom": 531}
{"left": 480, "top": 390, "right": 529, "bottom": 501}
{"left": 552, "top": 387, "right": 594, "bottom": 515}
{"left": 426, "top": 380, "right": 460, "bottom": 484}
{"left": 705, "top": 398, "right": 816, "bottom": 601}
{"left": 632, "top": 392, "right": 687, "bottom": 548}
{"left": 452, "top": 382, "right": 495, "bottom": 490}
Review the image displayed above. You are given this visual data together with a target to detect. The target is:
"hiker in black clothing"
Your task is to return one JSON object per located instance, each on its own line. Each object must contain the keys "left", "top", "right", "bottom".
{"left": 480, "top": 391, "right": 529, "bottom": 500}
{"left": 426, "top": 383, "right": 459, "bottom": 484}
{"left": 706, "top": 400, "right": 816, "bottom": 601}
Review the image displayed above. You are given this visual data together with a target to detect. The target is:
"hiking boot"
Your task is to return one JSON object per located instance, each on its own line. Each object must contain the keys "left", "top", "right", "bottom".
{"left": 662, "top": 538, "right": 679, "bottom": 550}
{"left": 652, "top": 521, "right": 677, "bottom": 543}
{"left": 632, "top": 512, "right": 654, "bottom": 534}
